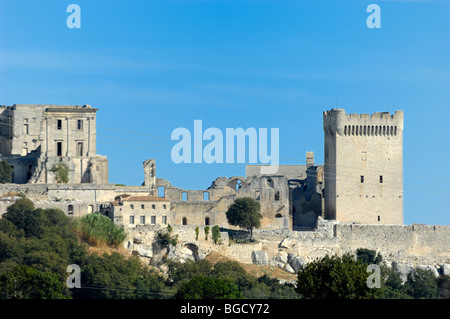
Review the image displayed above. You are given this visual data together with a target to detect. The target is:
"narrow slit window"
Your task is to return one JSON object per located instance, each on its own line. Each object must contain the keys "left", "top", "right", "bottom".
{"left": 361, "top": 175, "right": 364, "bottom": 183}
{"left": 380, "top": 176, "right": 383, "bottom": 183}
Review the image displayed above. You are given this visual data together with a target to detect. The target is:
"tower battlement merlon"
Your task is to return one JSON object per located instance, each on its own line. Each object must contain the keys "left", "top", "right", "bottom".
{"left": 323, "top": 108, "right": 404, "bottom": 137}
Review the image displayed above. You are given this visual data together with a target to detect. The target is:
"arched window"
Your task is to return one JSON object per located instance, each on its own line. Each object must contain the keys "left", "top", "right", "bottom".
{"left": 275, "top": 213, "right": 283, "bottom": 218}
{"left": 182, "top": 217, "right": 187, "bottom": 225}
{"left": 68, "top": 204, "right": 74, "bottom": 215}
{"left": 344, "top": 126, "right": 347, "bottom": 135}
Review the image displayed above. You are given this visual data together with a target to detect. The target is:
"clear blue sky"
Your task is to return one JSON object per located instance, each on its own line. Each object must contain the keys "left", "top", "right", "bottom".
{"left": 0, "top": 0, "right": 449, "bottom": 225}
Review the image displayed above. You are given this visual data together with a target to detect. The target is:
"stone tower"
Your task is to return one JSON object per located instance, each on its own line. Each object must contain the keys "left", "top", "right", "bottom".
{"left": 323, "top": 108, "right": 404, "bottom": 225}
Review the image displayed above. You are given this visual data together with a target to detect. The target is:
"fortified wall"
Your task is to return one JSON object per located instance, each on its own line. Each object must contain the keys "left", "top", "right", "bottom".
{"left": 125, "top": 217, "right": 450, "bottom": 277}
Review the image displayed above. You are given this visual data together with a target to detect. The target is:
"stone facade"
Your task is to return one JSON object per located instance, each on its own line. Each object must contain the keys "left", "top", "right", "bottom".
{"left": 0, "top": 103, "right": 447, "bottom": 271}
{"left": 323, "top": 108, "right": 403, "bottom": 225}
{"left": 0, "top": 104, "right": 108, "bottom": 185}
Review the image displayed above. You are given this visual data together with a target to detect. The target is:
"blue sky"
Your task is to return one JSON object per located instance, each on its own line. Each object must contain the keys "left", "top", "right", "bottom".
{"left": 0, "top": 0, "right": 449, "bottom": 225}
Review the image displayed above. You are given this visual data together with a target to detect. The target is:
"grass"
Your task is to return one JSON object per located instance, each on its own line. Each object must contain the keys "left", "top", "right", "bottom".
{"left": 73, "top": 213, "right": 127, "bottom": 247}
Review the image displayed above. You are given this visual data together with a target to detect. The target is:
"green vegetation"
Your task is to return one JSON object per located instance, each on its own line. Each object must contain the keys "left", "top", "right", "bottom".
{"left": 157, "top": 224, "right": 178, "bottom": 247}
{"left": 73, "top": 213, "right": 127, "bottom": 247}
{"left": 204, "top": 225, "right": 210, "bottom": 241}
{"left": 296, "top": 253, "right": 381, "bottom": 299}
{"left": 175, "top": 276, "right": 244, "bottom": 299}
{"left": 50, "top": 163, "right": 69, "bottom": 183}
{"left": 226, "top": 197, "right": 262, "bottom": 239}
{"left": 0, "top": 199, "right": 448, "bottom": 300}
{"left": 211, "top": 225, "right": 221, "bottom": 244}
{"left": 0, "top": 160, "right": 13, "bottom": 183}
{"left": 195, "top": 226, "right": 199, "bottom": 241}
{"left": 166, "top": 259, "right": 297, "bottom": 299}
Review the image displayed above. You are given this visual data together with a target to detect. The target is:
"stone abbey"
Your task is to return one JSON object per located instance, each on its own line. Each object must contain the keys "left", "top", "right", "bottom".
{"left": 0, "top": 103, "right": 447, "bottom": 272}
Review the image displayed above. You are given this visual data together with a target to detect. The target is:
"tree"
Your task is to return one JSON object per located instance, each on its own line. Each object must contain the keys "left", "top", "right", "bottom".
{"left": 3, "top": 198, "right": 44, "bottom": 237}
{"left": 175, "top": 276, "right": 244, "bottom": 299}
{"left": 404, "top": 268, "right": 438, "bottom": 299}
{"left": 226, "top": 197, "right": 261, "bottom": 239}
{"left": 356, "top": 248, "right": 382, "bottom": 265}
{"left": 0, "top": 265, "right": 68, "bottom": 299}
{"left": 0, "top": 160, "right": 13, "bottom": 183}
{"left": 295, "top": 254, "right": 381, "bottom": 299}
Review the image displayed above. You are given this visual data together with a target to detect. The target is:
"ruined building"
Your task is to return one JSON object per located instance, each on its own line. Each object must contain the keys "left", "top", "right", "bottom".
{"left": 0, "top": 104, "right": 109, "bottom": 184}
{"left": 0, "top": 104, "right": 403, "bottom": 230}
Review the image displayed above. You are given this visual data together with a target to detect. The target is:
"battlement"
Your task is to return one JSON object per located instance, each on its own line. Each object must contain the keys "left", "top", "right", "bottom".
{"left": 324, "top": 108, "right": 404, "bottom": 137}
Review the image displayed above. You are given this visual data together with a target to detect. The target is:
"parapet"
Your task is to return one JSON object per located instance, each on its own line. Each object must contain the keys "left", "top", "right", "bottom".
{"left": 324, "top": 108, "right": 404, "bottom": 136}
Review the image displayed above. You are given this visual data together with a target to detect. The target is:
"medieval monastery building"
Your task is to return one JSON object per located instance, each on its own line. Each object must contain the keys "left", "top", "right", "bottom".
{"left": 0, "top": 103, "right": 448, "bottom": 273}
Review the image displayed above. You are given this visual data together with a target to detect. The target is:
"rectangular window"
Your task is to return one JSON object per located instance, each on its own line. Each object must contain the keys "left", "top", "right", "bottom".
{"left": 255, "top": 190, "right": 261, "bottom": 201}
{"left": 56, "top": 142, "right": 63, "bottom": 156}
{"left": 360, "top": 175, "right": 364, "bottom": 183}
{"left": 129, "top": 215, "right": 134, "bottom": 224}
{"left": 77, "top": 142, "right": 83, "bottom": 156}
{"left": 158, "top": 186, "right": 165, "bottom": 198}
{"left": 274, "top": 191, "right": 280, "bottom": 201}
{"left": 57, "top": 119, "right": 62, "bottom": 130}
{"left": 140, "top": 216, "right": 145, "bottom": 224}
{"left": 77, "top": 120, "right": 83, "bottom": 130}
{"left": 130, "top": 204, "right": 134, "bottom": 209}
{"left": 151, "top": 216, "right": 156, "bottom": 225}
{"left": 181, "top": 192, "right": 188, "bottom": 201}
{"left": 23, "top": 123, "right": 29, "bottom": 135}
{"left": 203, "top": 192, "right": 210, "bottom": 201}
{"left": 379, "top": 176, "right": 383, "bottom": 183}
{"left": 162, "top": 216, "right": 167, "bottom": 225}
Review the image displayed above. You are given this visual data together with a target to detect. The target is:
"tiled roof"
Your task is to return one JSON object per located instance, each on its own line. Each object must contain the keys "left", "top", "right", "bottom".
{"left": 121, "top": 195, "right": 170, "bottom": 202}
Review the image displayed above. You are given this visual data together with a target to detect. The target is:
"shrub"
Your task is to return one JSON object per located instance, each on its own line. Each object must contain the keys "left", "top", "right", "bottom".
{"left": 195, "top": 226, "right": 199, "bottom": 241}
{"left": 204, "top": 226, "right": 210, "bottom": 241}
{"left": 50, "top": 163, "right": 69, "bottom": 183}
{"left": 212, "top": 225, "right": 221, "bottom": 244}
{"left": 74, "top": 213, "right": 126, "bottom": 247}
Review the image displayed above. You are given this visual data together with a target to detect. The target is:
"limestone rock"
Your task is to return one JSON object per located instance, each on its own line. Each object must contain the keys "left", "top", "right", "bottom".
{"left": 392, "top": 261, "right": 414, "bottom": 282}
{"left": 135, "top": 244, "right": 153, "bottom": 258}
{"left": 252, "top": 250, "right": 268, "bottom": 266}
{"left": 441, "top": 263, "right": 450, "bottom": 276}
{"left": 276, "top": 252, "right": 288, "bottom": 264}
{"left": 285, "top": 264, "right": 295, "bottom": 273}
{"left": 291, "top": 256, "right": 306, "bottom": 272}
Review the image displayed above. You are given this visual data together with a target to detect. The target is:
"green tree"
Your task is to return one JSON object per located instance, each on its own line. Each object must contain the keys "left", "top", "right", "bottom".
{"left": 74, "top": 252, "right": 166, "bottom": 299}
{"left": 166, "top": 259, "right": 213, "bottom": 286}
{"left": 204, "top": 226, "right": 210, "bottom": 241}
{"left": 211, "top": 225, "right": 221, "bottom": 244}
{"left": 2, "top": 198, "right": 44, "bottom": 237}
{"left": 356, "top": 248, "right": 383, "bottom": 265}
{"left": 0, "top": 265, "right": 68, "bottom": 299}
{"left": 404, "top": 268, "right": 438, "bottom": 299}
{"left": 296, "top": 254, "right": 381, "bottom": 299}
{"left": 175, "top": 276, "right": 244, "bottom": 299}
{"left": 379, "top": 265, "right": 411, "bottom": 299}
{"left": 225, "top": 197, "right": 261, "bottom": 239}
{"left": 0, "top": 160, "right": 13, "bottom": 183}
{"left": 437, "top": 275, "right": 450, "bottom": 299}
